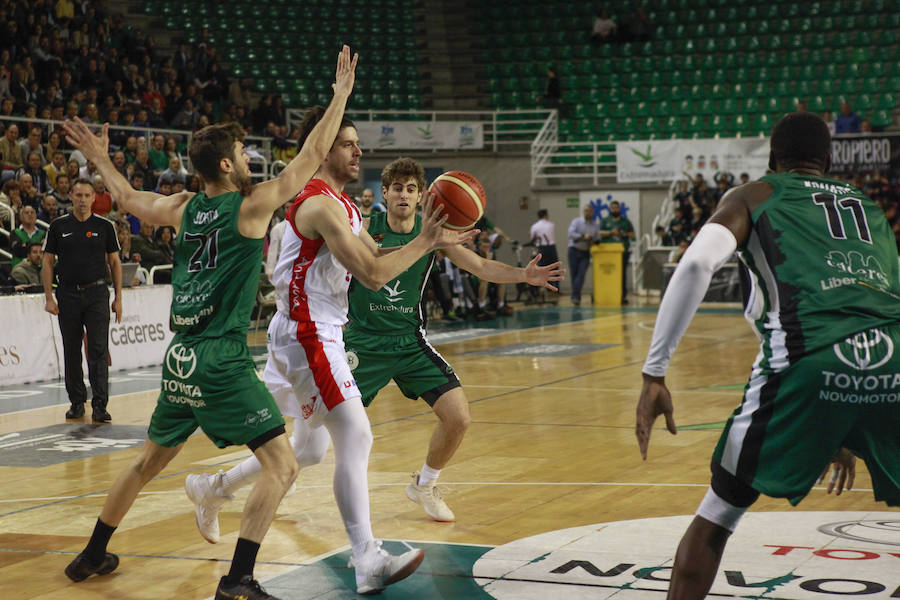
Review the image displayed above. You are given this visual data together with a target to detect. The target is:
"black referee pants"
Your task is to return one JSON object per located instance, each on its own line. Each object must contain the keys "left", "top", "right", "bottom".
{"left": 55, "top": 285, "right": 110, "bottom": 410}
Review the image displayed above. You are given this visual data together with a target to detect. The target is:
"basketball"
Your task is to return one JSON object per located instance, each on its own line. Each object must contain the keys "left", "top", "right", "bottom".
{"left": 428, "top": 171, "right": 487, "bottom": 230}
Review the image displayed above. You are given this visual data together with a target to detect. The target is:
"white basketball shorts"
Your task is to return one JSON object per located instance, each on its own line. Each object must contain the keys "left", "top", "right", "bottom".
{"left": 264, "top": 311, "right": 361, "bottom": 428}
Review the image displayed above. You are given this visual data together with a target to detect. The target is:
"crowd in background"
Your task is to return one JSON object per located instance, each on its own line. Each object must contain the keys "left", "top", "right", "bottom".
{"left": 659, "top": 167, "right": 900, "bottom": 263}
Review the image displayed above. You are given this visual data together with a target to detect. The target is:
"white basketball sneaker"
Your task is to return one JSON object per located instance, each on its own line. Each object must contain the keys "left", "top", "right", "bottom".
{"left": 184, "top": 470, "right": 232, "bottom": 544}
{"left": 406, "top": 472, "right": 455, "bottom": 522}
{"left": 348, "top": 540, "right": 424, "bottom": 595}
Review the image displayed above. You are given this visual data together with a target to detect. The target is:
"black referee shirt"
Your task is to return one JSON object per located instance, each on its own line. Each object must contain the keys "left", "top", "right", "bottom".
{"left": 44, "top": 214, "right": 120, "bottom": 285}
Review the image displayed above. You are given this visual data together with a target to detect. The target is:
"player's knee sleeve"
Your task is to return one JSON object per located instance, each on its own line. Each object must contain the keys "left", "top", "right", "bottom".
{"left": 696, "top": 486, "right": 748, "bottom": 532}
{"left": 293, "top": 425, "right": 330, "bottom": 467}
{"left": 325, "top": 399, "right": 373, "bottom": 464}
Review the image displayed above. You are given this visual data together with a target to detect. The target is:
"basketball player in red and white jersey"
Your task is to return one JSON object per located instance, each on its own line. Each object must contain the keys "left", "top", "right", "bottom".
{"left": 185, "top": 106, "right": 478, "bottom": 594}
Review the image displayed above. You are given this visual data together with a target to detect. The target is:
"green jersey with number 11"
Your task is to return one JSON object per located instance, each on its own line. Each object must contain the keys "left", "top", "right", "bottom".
{"left": 170, "top": 191, "right": 263, "bottom": 339}
{"left": 741, "top": 173, "right": 900, "bottom": 372}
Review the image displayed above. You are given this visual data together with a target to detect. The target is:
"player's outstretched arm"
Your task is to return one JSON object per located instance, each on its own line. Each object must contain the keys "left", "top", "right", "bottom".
{"left": 243, "top": 45, "right": 357, "bottom": 233}
{"left": 636, "top": 188, "right": 755, "bottom": 458}
{"left": 443, "top": 245, "right": 565, "bottom": 291}
{"left": 306, "top": 191, "right": 478, "bottom": 290}
{"left": 62, "top": 118, "right": 191, "bottom": 227}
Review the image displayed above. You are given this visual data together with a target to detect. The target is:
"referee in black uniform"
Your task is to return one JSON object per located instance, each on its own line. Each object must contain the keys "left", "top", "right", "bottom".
{"left": 42, "top": 177, "right": 123, "bottom": 422}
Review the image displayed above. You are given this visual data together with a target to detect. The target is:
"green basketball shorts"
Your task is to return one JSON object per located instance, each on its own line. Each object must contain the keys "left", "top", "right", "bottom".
{"left": 343, "top": 327, "right": 460, "bottom": 408}
{"left": 149, "top": 335, "right": 285, "bottom": 449}
{"left": 712, "top": 324, "right": 900, "bottom": 507}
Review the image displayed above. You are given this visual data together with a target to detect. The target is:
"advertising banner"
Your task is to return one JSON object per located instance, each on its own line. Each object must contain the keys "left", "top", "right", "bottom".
{"left": 355, "top": 121, "right": 484, "bottom": 150}
{"left": 1, "top": 285, "right": 174, "bottom": 386}
{"left": 830, "top": 134, "right": 900, "bottom": 177}
{"left": 0, "top": 294, "right": 60, "bottom": 385}
{"left": 615, "top": 140, "right": 680, "bottom": 183}
{"left": 616, "top": 138, "right": 771, "bottom": 183}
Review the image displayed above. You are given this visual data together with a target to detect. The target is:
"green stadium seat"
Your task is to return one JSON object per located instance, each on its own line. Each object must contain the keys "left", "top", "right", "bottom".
{"left": 871, "top": 110, "right": 893, "bottom": 128}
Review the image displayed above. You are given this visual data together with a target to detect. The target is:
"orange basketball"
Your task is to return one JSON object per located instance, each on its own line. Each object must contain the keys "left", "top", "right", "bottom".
{"left": 428, "top": 171, "right": 487, "bottom": 230}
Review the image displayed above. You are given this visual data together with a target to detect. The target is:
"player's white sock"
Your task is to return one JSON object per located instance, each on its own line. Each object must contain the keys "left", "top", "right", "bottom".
{"left": 220, "top": 457, "right": 261, "bottom": 496}
{"left": 497, "top": 300, "right": 506, "bottom": 308}
{"left": 479, "top": 300, "right": 487, "bottom": 309}
{"left": 417, "top": 463, "right": 441, "bottom": 486}
{"left": 324, "top": 400, "right": 375, "bottom": 560}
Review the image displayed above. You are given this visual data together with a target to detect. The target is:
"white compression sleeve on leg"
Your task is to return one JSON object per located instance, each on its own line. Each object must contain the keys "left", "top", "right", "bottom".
{"left": 642, "top": 223, "right": 738, "bottom": 377}
{"left": 323, "top": 399, "right": 375, "bottom": 558}
{"left": 695, "top": 486, "right": 747, "bottom": 532}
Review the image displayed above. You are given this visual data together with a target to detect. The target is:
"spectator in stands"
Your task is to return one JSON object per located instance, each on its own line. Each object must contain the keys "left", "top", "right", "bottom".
{"left": 78, "top": 159, "right": 99, "bottom": 182}
{"left": 49, "top": 173, "right": 71, "bottom": 211}
{"left": 110, "top": 150, "right": 128, "bottom": 177}
{"left": 836, "top": 101, "right": 862, "bottom": 134}
{"left": 712, "top": 177, "right": 730, "bottom": 207}
{"left": 122, "top": 135, "right": 138, "bottom": 164}
{"left": 43, "top": 149, "right": 66, "bottom": 188}
{"left": 147, "top": 134, "right": 168, "bottom": 173}
{"left": 153, "top": 225, "right": 176, "bottom": 264}
{"left": 0, "top": 123, "right": 23, "bottom": 174}
{"left": 130, "top": 221, "right": 168, "bottom": 270}
{"left": 860, "top": 119, "right": 873, "bottom": 135}
{"left": 37, "top": 194, "right": 61, "bottom": 222}
{"left": 567, "top": 203, "right": 598, "bottom": 305}
{"left": 116, "top": 221, "right": 136, "bottom": 263}
{"left": 795, "top": 99, "right": 808, "bottom": 112}
{"left": 668, "top": 207, "right": 689, "bottom": 245}
{"left": 91, "top": 174, "right": 112, "bottom": 216}
{"left": 739, "top": 172, "right": 750, "bottom": 185}
{"left": 0, "top": 179, "right": 20, "bottom": 227}
{"left": 129, "top": 170, "right": 145, "bottom": 192}
{"left": 20, "top": 150, "right": 50, "bottom": 194}
{"left": 10, "top": 241, "right": 42, "bottom": 286}
{"left": 19, "top": 125, "right": 45, "bottom": 165}
{"left": 163, "top": 136, "right": 187, "bottom": 172}
{"left": 591, "top": 10, "right": 618, "bottom": 45}
{"left": 170, "top": 97, "right": 199, "bottom": 130}
{"left": 131, "top": 147, "right": 156, "bottom": 190}
{"left": 822, "top": 110, "right": 836, "bottom": 136}
{"left": 18, "top": 172, "right": 42, "bottom": 209}
{"left": 543, "top": 66, "right": 561, "bottom": 109}
{"left": 10, "top": 204, "right": 45, "bottom": 267}
{"left": 654, "top": 225, "right": 675, "bottom": 246}
{"left": 157, "top": 156, "right": 185, "bottom": 185}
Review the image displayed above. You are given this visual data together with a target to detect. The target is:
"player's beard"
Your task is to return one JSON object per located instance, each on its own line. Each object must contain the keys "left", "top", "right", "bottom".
{"left": 230, "top": 169, "right": 252, "bottom": 196}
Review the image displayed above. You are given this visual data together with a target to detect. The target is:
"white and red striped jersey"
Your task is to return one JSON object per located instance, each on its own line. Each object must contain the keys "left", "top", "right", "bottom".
{"left": 273, "top": 178, "right": 363, "bottom": 336}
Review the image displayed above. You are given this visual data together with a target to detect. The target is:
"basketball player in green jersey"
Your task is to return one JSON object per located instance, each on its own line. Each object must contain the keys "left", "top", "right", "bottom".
{"left": 344, "top": 157, "right": 564, "bottom": 521}
{"left": 636, "top": 112, "right": 900, "bottom": 600}
{"left": 59, "top": 46, "right": 357, "bottom": 600}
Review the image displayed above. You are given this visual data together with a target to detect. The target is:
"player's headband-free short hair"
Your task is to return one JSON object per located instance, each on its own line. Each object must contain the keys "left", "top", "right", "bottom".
{"left": 381, "top": 157, "right": 425, "bottom": 192}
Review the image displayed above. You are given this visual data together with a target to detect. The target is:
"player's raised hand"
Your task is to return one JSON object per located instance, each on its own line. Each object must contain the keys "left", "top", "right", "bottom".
{"left": 636, "top": 373, "right": 677, "bottom": 460}
{"left": 524, "top": 254, "right": 565, "bottom": 291}
{"left": 333, "top": 44, "right": 358, "bottom": 98}
{"left": 818, "top": 447, "right": 856, "bottom": 495}
{"left": 62, "top": 118, "right": 109, "bottom": 161}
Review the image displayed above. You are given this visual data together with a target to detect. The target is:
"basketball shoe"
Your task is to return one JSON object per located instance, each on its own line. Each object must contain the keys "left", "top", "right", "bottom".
{"left": 215, "top": 575, "right": 281, "bottom": 600}
{"left": 406, "top": 472, "right": 455, "bottom": 522}
{"left": 348, "top": 540, "right": 424, "bottom": 594}
{"left": 65, "top": 551, "right": 119, "bottom": 582}
{"left": 185, "top": 470, "right": 232, "bottom": 544}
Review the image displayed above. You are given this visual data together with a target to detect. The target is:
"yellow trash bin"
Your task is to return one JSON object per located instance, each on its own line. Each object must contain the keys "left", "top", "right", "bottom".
{"left": 591, "top": 243, "right": 624, "bottom": 306}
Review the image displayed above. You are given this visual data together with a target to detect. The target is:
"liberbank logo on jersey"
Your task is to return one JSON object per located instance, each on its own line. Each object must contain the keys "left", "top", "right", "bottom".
{"left": 472, "top": 513, "right": 900, "bottom": 599}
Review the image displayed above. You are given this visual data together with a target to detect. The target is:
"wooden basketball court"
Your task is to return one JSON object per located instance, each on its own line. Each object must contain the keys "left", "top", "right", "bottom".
{"left": 0, "top": 303, "right": 888, "bottom": 599}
